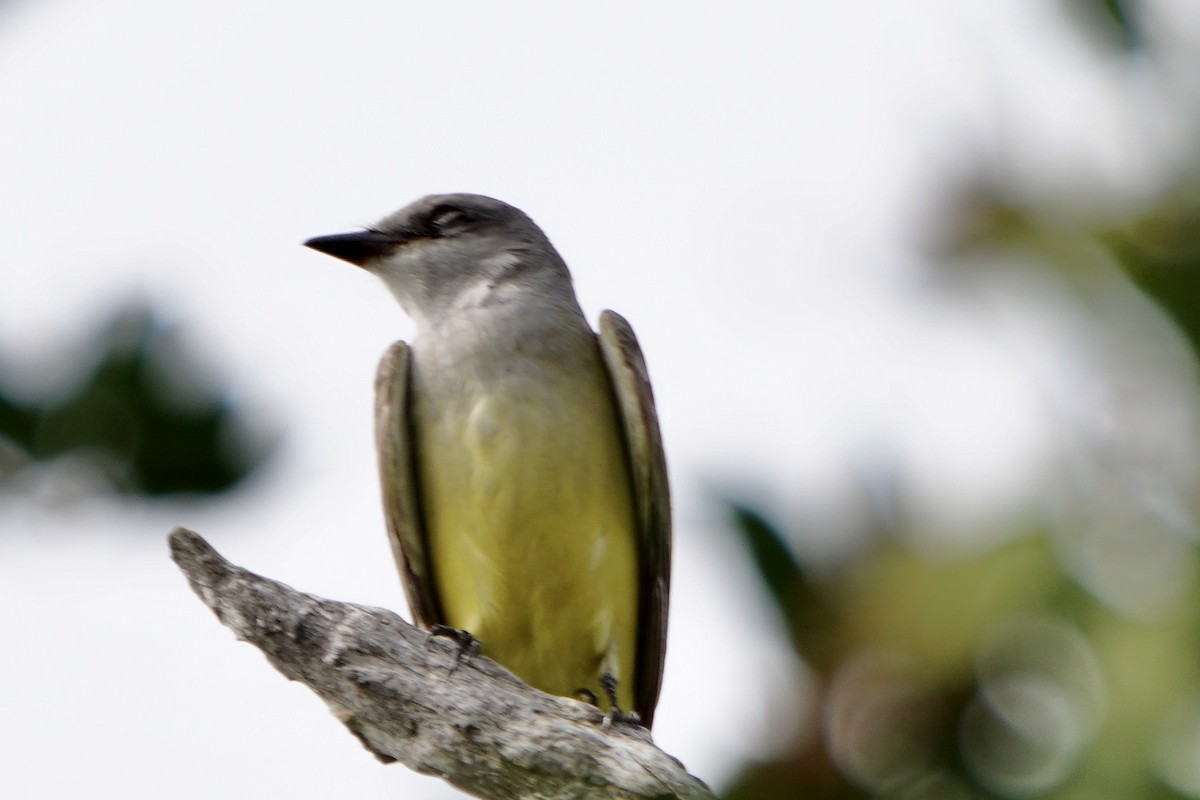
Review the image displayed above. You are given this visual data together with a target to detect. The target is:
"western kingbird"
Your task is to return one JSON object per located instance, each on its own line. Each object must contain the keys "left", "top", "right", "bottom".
{"left": 304, "top": 194, "right": 671, "bottom": 727}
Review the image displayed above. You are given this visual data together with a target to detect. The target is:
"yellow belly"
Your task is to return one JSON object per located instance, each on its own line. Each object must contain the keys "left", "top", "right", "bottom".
{"left": 414, "top": 365, "right": 639, "bottom": 711}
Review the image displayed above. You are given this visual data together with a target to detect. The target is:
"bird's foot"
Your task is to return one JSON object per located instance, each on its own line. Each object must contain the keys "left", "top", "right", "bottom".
{"left": 598, "top": 673, "right": 643, "bottom": 729}
{"left": 427, "top": 624, "right": 480, "bottom": 674}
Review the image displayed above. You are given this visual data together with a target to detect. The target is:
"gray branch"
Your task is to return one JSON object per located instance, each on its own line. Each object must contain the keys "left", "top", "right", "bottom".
{"left": 168, "top": 528, "right": 715, "bottom": 800}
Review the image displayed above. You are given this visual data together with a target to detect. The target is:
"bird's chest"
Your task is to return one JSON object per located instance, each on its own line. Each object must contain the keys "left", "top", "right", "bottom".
{"left": 411, "top": 316, "right": 611, "bottom": 466}
{"left": 413, "top": 334, "right": 629, "bottom": 562}
{"left": 412, "top": 350, "right": 615, "bottom": 506}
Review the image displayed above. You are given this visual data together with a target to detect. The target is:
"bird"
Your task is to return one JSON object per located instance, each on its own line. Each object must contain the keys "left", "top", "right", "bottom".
{"left": 304, "top": 193, "right": 671, "bottom": 727}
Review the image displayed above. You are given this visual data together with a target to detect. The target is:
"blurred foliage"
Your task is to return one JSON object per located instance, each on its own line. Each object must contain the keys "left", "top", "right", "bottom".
{"left": 720, "top": 197, "right": 1200, "bottom": 798}
{"left": 1105, "top": 189, "right": 1200, "bottom": 353}
{"left": 719, "top": 178, "right": 1200, "bottom": 797}
{"left": 721, "top": 499, "right": 1200, "bottom": 799}
{"left": 0, "top": 303, "right": 276, "bottom": 499}
{"left": 720, "top": 3, "right": 1200, "bottom": 798}
{"left": 1066, "top": 0, "right": 1140, "bottom": 51}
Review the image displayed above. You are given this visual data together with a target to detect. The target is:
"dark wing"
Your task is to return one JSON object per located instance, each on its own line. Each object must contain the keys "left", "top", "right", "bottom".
{"left": 597, "top": 310, "right": 672, "bottom": 729}
{"left": 374, "top": 341, "right": 444, "bottom": 628}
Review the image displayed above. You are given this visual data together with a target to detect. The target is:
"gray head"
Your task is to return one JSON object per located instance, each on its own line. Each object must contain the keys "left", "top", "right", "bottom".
{"left": 305, "top": 193, "right": 576, "bottom": 328}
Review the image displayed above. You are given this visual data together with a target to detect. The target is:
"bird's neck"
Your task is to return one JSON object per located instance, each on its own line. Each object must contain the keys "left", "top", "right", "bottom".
{"left": 412, "top": 283, "right": 593, "bottom": 368}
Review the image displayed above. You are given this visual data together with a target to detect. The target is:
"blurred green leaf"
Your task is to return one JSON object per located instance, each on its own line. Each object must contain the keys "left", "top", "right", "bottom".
{"left": 1095, "top": 0, "right": 1136, "bottom": 48}
{"left": 727, "top": 502, "right": 848, "bottom": 670}
{"left": 1066, "top": 0, "right": 1139, "bottom": 52}
{"left": 0, "top": 303, "right": 276, "bottom": 498}
{"left": 0, "top": 392, "right": 37, "bottom": 452}
{"left": 1102, "top": 193, "right": 1200, "bottom": 355}
{"left": 729, "top": 503, "right": 805, "bottom": 618}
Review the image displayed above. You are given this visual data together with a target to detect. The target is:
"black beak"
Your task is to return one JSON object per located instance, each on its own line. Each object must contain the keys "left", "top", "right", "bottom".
{"left": 303, "top": 230, "right": 396, "bottom": 267}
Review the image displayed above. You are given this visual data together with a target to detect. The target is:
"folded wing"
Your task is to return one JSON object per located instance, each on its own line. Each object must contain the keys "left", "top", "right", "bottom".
{"left": 598, "top": 310, "right": 672, "bottom": 728}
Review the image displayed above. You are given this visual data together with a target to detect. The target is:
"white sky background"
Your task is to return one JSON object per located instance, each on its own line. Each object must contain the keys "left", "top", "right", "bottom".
{"left": 1, "top": 1, "right": 1196, "bottom": 798}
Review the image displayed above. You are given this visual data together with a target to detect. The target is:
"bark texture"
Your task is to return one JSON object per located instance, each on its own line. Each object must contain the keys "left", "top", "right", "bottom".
{"left": 168, "top": 528, "right": 714, "bottom": 800}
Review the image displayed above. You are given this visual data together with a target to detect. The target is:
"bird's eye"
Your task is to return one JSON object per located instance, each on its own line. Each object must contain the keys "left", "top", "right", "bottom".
{"left": 430, "top": 207, "right": 467, "bottom": 231}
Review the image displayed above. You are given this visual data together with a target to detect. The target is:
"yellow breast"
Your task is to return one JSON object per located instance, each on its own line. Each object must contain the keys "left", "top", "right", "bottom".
{"left": 413, "top": 353, "right": 639, "bottom": 711}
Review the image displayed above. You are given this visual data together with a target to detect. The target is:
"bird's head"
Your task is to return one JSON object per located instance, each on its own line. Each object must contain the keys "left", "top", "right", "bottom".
{"left": 305, "top": 193, "right": 573, "bottom": 327}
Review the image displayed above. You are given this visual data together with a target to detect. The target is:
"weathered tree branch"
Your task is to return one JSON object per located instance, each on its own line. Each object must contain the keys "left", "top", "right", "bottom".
{"left": 168, "top": 528, "right": 714, "bottom": 800}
